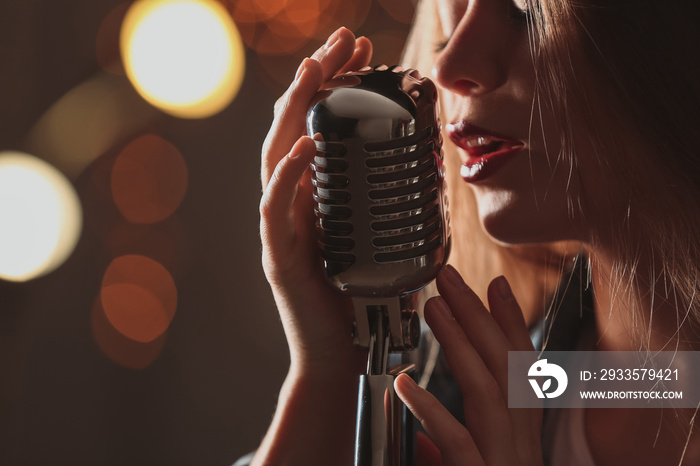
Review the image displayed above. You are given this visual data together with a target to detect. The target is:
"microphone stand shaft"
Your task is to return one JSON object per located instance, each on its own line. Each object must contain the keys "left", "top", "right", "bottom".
{"left": 354, "top": 310, "right": 414, "bottom": 466}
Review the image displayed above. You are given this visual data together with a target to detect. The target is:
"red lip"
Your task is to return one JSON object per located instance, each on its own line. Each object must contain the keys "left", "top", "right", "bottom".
{"left": 446, "top": 121, "right": 524, "bottom": 183}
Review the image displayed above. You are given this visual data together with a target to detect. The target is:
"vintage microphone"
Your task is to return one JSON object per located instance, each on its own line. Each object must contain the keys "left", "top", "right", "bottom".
{"left": 306, "top": 65, "right": 450, "bottom": 466}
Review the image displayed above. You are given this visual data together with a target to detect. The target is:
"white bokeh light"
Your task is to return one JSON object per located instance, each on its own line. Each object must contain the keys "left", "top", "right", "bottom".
{"left": 0, "top": 152, "right": 82, "bottom": 282}
{"left": 121, "top": 0, "right": 245, "bottom": 118}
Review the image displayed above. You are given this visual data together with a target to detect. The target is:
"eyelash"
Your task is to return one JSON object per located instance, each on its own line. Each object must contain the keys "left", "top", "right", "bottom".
{"left": 434, "top": 38, "right": 450, "bottom": 53}
{"left": 434, "top": 2, "right": 532, "bottom": 53}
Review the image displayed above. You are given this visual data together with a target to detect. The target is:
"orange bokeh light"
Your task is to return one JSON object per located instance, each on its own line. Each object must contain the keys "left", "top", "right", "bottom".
{"left": 101, "top": 254, "right": 177, "bottom": 343}
{"left": 229, "top": 0, "right": 361, "bottom": 56}
{"left": 111, "top": 134, "right": 188, "bottom": 224}
{"left": 92, "top": 297, "right": 167, "bottom": 369}
{"left": 268, "top": 0, "right": 324, "bottom": 37}
{"left": 228, "top": 0, "right": 286, "bottom": 23}
{"left": 225, "top": 0, "right": 261, "bottom": 24}
{"left": 102, "top": 283, "right": 170, "bottom": 343}
{"left": 310, "top": 0, "right": 371, "bottom": 40}
{"left": 237, "top": 17, "right": 312, "bottom": 56}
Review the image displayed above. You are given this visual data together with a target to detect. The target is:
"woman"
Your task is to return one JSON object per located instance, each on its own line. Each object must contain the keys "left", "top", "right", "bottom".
{"left": 254, "top": 0, "right": 700, "bottom": 464}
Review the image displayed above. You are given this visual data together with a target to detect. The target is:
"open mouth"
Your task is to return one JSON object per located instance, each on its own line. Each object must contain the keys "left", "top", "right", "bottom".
{"left": 446, "top": 122, "right": 525, "bottom": 160}
{"left": 461, "top": 136, "right": 523, "bottom": 158}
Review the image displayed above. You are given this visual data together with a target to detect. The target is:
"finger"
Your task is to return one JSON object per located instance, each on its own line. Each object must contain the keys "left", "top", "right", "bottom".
{"left": 260, "top": 136, "right": 317, "bottom": 262}
{"left": 436, "top": 268, "right": 540, "bottom": 461}
{"left": 436, "top": 265, "right": 512, "bottom": 393}
{"left": 416, "top": 432, "right": 442, "bottom": 466}
{"left": 395, "top": 374, "right": 485, "bottom": 466}
{"left": 337, "top": 36, "right": 373, "bottom": 75}
{"left": 310, "top": 27, "right": 358, "bottom": 82}
{"left": 423, "top": 296, "right": 516, "bottom": 465}
{"left": 487, "top": 276, "right": 535, "bottom": 352}
{"left": 262, "top": 29, "right": 358, "bottom": 189}
{"left": 272, "top": 27, "right": 356, "bottom": 115}
{"left": 486, "top": 275, "right": 542, "bottom": 451}
{"left": 262, "top": 58, "right": 323, "bottom": 189}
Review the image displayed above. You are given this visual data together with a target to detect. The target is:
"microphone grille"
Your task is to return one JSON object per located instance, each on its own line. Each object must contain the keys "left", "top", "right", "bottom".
{"left": 307, "top": 66, "right": 450, "bottom": 298}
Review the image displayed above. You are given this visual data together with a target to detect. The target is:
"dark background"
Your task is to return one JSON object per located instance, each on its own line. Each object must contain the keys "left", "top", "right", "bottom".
{"left": 0, "top": 0, "right": 412, "bottom": 464}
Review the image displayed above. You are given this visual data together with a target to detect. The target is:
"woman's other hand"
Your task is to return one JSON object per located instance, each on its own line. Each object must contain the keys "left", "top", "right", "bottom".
{"left": 395, "top": 266, "right": 543, "bottom": 466}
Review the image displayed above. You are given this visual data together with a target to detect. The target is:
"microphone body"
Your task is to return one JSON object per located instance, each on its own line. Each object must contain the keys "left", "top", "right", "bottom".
{"left": 307, "top": 65, "right": 450, "bottom": 466}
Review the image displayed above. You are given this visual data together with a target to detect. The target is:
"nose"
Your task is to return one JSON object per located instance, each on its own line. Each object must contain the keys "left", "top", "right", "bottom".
{"left": 432, "top": 2, "right": 510, "bottom": 96}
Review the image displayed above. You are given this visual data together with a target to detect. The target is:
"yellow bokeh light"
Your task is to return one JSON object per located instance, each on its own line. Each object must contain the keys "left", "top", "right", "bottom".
{"left": 0, "top": 152, "right": 82, "bottom": 282}
{"left": 120, "top": 0, "right": 245, "bottom": 118}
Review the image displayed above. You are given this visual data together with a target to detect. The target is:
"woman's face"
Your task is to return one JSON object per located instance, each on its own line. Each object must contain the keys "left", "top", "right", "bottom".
{"left": 432, "top": 0, "right": 620, "bottom": 245}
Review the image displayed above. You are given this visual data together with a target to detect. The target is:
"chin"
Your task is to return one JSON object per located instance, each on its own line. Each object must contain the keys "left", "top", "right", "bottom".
{"left": 475, "top": 190, "right": 579, "bottom": 245}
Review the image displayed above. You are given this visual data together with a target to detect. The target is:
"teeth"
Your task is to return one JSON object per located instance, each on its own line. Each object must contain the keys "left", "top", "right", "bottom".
{"left": 465, "top": 136, "right": 494, "bottom": 148}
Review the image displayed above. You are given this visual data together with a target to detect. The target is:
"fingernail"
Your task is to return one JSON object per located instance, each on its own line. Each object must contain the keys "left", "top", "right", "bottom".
{"left": 325, "top": 27, "right": 343, "bottom": 48}
{"left": 288, "top": 137, "right": 312, "bottom": 159}
{"left": 442, "top": 264, "right": 466, "bottom": 290}
{"left": 287, "top": 144, "right": 302, "bottom": 159}
{"left": 495, "top": 275, "right": 514, "bottom": 302}
{"left": 430, "top": 296, "right": 454, "bottom": 321}
{"left": 401, "top": 373, "right": 418, "bottom": 390}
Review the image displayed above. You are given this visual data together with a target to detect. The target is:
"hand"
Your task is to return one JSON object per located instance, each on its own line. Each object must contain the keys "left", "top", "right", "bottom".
{"left": 259, "top": 27, "right": 374, "bottom": 373}
{"left": 395, "top": 265, "right": 543, "bottom": 466}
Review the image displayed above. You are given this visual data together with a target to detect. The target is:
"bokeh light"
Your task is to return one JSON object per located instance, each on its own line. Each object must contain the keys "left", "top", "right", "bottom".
{"left": 0, "top": 152, "right": 82, "bottom": 282}
{"left": 26, "top": 72, "right": 160, "bottom": 180}
{"left": 101, "top": 254, "right": 177, "bottom": 343}
{"left": 230, "top": 0, "right": 370, "bottom": 56}
{"left": 111, "top": 134, "right": 188, "bottom": 224}
{"left": 92, "top": 297, "right": 167, "bottom": 369}
{"left": 120, "top": 0, "right": 245, "bottom": 118}
{"left": 311, "top": 0, "right": 372, "bottom": 41}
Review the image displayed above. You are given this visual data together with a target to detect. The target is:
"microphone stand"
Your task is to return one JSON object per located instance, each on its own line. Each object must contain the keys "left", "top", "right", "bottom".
{"left": 352, "top": 296, "right": 420, "bottom": 466}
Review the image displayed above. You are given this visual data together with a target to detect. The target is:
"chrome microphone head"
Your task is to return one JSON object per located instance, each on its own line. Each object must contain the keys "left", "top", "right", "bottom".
{"left": 307, "top": 65, "right": 451, "bottom": 352}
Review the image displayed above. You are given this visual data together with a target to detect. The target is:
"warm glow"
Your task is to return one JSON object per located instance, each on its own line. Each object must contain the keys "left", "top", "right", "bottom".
{"left": 0, "top": 152, "right": 82, "bottom": 282}
{"left": 92, "top": 297, "right": 167, "bottom": 369}
{"left": 111, "top": 134, "right": 188, "bottom": 224}
{"left": 102, "top": 283, "right": 171, "bottom": 343}
{"left": 121, "top": 0, "right": 245, "bottom": 118}
{"left": 101, "top": 254, "right": 177, "bottom": 343}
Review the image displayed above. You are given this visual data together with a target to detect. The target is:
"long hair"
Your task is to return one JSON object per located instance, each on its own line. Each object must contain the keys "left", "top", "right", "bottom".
{"left": 530, "top": 0, "right": 700, "bottom": 345}
{"left": 402, "top": 0, "right": 700, "bottom": 454}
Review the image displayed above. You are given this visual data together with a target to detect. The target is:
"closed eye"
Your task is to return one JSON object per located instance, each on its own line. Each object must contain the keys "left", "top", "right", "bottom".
{"left": 434, "top": 38, "right": 450, "bottom": 53}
